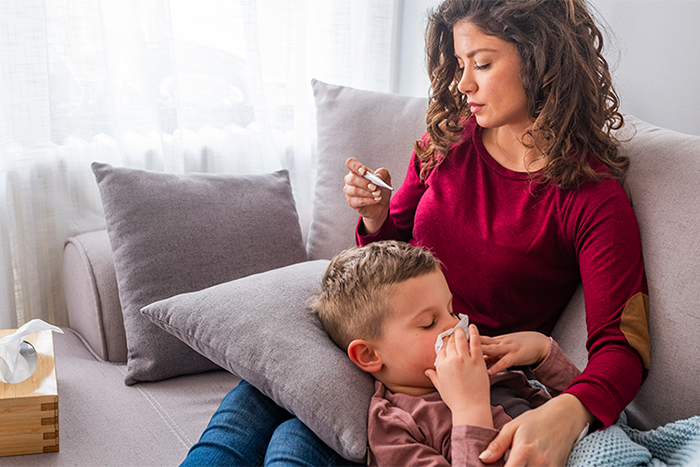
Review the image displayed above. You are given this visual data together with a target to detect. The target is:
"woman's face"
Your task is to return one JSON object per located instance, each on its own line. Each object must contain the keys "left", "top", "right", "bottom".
{"left": 453, "top": 21, "right": 531, "bottom": 132}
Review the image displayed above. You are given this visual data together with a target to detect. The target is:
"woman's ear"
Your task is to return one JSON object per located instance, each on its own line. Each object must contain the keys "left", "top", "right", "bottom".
{"left": 347, "top": 339, "right": 382, "bottom": 373}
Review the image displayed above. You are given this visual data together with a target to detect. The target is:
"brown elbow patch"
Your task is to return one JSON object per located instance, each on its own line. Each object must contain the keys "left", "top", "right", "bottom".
{"left": 620, "top": 292, "right": 650, "bottom": 369}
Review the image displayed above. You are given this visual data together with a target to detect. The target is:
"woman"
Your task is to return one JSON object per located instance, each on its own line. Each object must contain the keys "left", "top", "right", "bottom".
{"left": 183, "top": 0, "right": 649, "bottom": 465}
{"left": 345, "top": 0, "right": 648, "bottom": 465}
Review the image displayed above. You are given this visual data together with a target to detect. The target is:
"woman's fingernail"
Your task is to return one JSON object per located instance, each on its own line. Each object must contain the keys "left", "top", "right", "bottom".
{"left": 479, "top": 450, "right": 491, "bottom": 461}
{"left": 367, "top": 183, "right": 377, "bottom": 191}
{"left": 372, "top": 190, "right": 381, "bottom": 197}
{"left": 358, "top": 167, "right": 365, "bottom": 175}
{"left": 374, "top": 196, "right": 381, "bottom": 202}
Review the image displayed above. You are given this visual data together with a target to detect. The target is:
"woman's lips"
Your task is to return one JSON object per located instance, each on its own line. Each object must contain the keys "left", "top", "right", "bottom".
{"left": 468, "top": 102, "right": 484, "bottom": 114}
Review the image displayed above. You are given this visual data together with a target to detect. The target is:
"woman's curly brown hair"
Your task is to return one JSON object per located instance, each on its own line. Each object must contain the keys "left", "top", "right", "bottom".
{"left": 417, "top": 0, "right": 628, "bottom": 189}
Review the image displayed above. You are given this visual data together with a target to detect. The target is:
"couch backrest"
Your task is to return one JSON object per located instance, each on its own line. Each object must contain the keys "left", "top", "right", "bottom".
{"left": 308, "top": 80, "right": 700, "bottom": 430}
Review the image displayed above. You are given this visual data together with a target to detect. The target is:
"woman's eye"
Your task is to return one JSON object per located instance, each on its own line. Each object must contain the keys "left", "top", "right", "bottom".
{"left": 475, "top": 63, "right": 490, "bottom": 71}
{"left": 422, "top": 319, "right": 437, "bottom": 330}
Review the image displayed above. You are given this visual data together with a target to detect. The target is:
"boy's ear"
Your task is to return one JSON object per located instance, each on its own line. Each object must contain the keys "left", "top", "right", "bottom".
{"left": 347, "top": 339, "right": 382, "bottom": 373}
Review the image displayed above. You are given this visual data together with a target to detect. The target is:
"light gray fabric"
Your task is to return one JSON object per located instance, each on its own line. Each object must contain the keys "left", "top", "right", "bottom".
{"left": 0, "top": 328, "right": 241, "bottom": 467}
{"left": 307, "top": 79, "right": 428, "bottom": 260}
{"left": 63, "top": 230, "right": 127, "bottom": 363}
{"left": 141, "top": 260, "right": 375, "bottom": 463}
{"left": 92, "top": 163, "right": 308, "bottom": 384}
{"left": 552, "top": 115, "right": 700, "bottom": 431}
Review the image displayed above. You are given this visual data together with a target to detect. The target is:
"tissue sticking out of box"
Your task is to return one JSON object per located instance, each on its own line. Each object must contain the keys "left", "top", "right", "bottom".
{"left": 0, "top": 319, "right": 63, "bottom": 384}
{"left": 434, "top": 315, "right": 469, "bottom": 366}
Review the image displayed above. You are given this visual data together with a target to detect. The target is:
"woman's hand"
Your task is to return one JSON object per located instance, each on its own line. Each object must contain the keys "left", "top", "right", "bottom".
{"left": 343, "top": 157, "right": 392, "bottom": 235}
{"left": 425, "top": 325, "right": 493, "bottom": 428}
{"left": 479, "top": 393, "right": 594, "bottom": 466}
{"left": 480, "top": 331, "right": 551, "bottom": 376}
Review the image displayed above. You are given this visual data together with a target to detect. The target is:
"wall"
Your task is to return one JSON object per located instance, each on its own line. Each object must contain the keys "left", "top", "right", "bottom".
{"left": 396, "top": 0, "right": 700, "bottom": 136}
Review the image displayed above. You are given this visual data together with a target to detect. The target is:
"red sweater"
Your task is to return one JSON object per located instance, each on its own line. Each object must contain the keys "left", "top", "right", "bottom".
{"left": 357, "top": 116, "right": 649, "bottom": 428}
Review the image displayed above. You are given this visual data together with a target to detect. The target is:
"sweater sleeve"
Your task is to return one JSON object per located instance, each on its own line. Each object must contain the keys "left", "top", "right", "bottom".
{"left": 561, "top": 179, "right": 650, "bottom": 428}
{"left": 356, "top": 148, "right": 427, "bottom": 246}
{"left": 450, "top": 425, "right": 503, "bottom": 467}
{"left": 530, "top": 338, "right": 581, "bottom": 397}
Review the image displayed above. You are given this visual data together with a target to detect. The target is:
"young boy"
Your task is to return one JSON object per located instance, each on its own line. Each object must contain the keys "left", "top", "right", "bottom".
{"left": 310, "top": 241, "right": 583, "bottom": 467}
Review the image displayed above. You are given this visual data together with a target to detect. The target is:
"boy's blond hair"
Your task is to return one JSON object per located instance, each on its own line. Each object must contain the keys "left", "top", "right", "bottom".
{"left": 310, "top": 241, "right": 441, "bottom": 351}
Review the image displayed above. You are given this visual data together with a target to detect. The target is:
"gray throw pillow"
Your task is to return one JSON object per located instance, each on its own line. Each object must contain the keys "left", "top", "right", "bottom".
{"left": 141, "top": 260, "right": 375, "bottom": 463}
{"left": 92, "top": 163, "right": 308, "bottom": 385}
{"left": 307, "top": 79, "right": 428, "bottom": 260}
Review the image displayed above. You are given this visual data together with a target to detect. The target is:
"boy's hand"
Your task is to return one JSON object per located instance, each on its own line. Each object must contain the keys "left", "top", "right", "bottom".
{"left": 479, "top": 331, "right": 550, "bottom": 376}
{"left": 425, "top": 324, "right": 493, "bottom": 428}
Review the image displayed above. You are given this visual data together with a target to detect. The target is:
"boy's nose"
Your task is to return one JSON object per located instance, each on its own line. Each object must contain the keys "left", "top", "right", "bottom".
{"left": 443, "top": 314, "right": 460, "bottom": 332}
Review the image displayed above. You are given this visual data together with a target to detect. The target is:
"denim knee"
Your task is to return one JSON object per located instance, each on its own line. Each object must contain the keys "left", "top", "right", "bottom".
{"left": 181, "top": 380, "right": 293, "bottom": 467}
{"left": 264, "top": 417, "right": 361, "bottom": 467}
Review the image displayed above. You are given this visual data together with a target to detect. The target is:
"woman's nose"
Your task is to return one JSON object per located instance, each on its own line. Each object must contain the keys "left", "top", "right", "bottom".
{"left": 457, "top": 68, "right": 476, "bottom": 95}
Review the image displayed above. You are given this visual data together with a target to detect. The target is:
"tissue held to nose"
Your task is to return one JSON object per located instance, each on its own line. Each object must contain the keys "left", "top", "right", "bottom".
{"left": 433, "top": 315, "right": 469, "bottom": 365}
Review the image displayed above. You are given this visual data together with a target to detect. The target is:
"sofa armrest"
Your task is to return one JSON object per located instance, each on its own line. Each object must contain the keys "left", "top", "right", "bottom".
{"left": 63, "top": 230, "right": 127, "bottom": 363}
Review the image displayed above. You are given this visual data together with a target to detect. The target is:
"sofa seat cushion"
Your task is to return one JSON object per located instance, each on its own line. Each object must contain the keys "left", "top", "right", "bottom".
{"left": 0, "top": 328, "right": 241, "bottom": 467}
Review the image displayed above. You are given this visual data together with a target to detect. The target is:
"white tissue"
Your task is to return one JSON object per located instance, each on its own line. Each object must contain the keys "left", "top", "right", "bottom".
{"left": 434, "top": 315, "right": 470, "bottom": 365}
{"left": 0, "top": 319, "right": 63, "bottom": 384}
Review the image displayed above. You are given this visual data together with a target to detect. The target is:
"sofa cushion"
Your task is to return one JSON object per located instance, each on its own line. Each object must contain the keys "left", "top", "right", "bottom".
{"left": 307, "top": 79, "right": 428, "bottom": 260}
{"left": 16, "top": 328, "right": 241, "bottom": 467}
{"left": 92, "top": 163, "right": 307, "bottom": 384}
{"left": 141, "top": 260, "right": 374, "bottom": 463}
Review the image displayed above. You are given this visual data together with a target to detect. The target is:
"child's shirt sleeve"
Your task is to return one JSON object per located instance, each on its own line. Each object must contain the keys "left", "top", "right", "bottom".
{"left": 369, "top": 382, "right": 503, "bottom": 467}
{"left": 530, "top": 338, "right": 582, "bottom": 396}
{"left": 450, "top": 425, "right": 504, "bottom": 467}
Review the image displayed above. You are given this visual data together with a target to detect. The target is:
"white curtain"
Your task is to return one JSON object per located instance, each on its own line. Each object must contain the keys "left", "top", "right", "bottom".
{"left": 0, "top": 0, "right": 399, "bottom": 328}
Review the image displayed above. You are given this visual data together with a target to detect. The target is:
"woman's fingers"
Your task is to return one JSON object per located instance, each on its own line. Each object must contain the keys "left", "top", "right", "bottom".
{"left": 345, "top": 157, "right": 366, "bottom": 175}
{"left": 343, "top": 181, "right": 381, "bottom": 201}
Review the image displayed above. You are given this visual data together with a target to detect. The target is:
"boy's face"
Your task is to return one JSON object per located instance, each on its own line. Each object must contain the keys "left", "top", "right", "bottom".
{"left": 372, "top": 269, "right": 459, "bottom": 396}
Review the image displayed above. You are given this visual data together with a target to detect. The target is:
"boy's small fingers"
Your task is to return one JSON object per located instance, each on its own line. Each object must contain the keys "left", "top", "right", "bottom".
{"left": 443, "top": 334, "right": 455, "bottom": 355}
{"left": 424, "top": 369, "right": 439, "bottom": 388}
{"left": 468, "top": 325, "right": 484, "bottom": 355}
{"left": 469, "top": 323, "right": 480, "bottom": 337}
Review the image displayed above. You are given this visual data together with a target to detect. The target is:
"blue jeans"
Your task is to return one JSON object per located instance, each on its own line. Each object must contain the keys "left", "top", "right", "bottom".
{"left": 181, "top": 380, "right": 361, "bottom": 466}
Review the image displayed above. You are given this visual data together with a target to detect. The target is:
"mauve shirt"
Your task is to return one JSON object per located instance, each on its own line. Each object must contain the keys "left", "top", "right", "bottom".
{"left": 368, "top": 339, "right": 580, "bottom": 466}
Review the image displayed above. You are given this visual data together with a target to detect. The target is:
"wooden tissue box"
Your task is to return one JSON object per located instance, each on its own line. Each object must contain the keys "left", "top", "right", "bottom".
{"left": 0, "top": 329, "right": 59, "bottom": 456}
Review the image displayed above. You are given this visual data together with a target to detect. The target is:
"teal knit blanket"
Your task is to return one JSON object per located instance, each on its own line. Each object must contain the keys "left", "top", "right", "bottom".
{"left": 567, "top": 413, "right": 700, "bottom": 467}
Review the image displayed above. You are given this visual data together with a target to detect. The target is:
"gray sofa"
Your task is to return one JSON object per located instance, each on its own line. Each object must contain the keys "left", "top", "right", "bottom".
{"left": 2, "top": 80, "right": 699, "bottom": 466}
